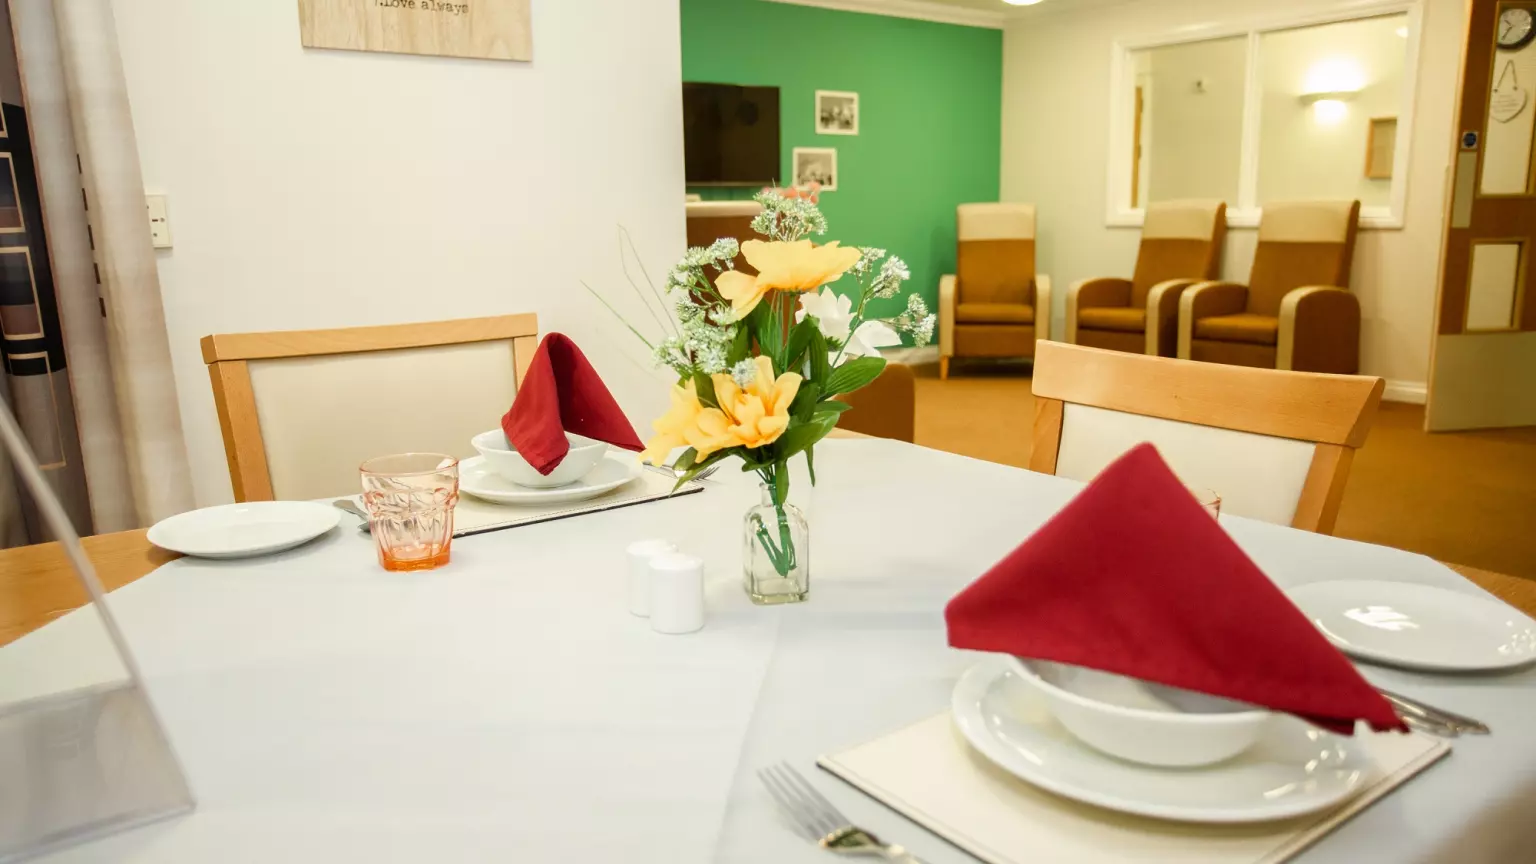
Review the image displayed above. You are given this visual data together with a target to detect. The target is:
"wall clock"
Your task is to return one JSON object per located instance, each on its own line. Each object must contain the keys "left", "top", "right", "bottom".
{"left": 1498, "top": 7, "right": 1535, "bottom": 50}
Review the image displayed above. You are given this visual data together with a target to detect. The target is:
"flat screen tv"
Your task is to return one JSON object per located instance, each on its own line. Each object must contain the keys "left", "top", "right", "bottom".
{"left": 683, "top": 82, "right": 781, "bottom": 186}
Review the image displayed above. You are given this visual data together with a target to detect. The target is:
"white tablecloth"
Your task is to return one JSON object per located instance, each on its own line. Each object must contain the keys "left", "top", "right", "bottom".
{"left": 6, "top": 439, "right": 1534, "bottom": 863}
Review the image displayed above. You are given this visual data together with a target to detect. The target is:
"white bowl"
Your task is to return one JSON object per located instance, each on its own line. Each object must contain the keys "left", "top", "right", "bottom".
{"left": 1008, "top": 657, "right": 1272, "bottom": 768}
{"left": 471, "top": 429, "right": 609, "bottom": 488}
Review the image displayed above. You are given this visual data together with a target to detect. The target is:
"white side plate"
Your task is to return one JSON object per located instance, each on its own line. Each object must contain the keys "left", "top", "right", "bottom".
{"left": 950, "top": 658, "right": 1370, "bottom": 824}
{"left": 147, "top": 501, "right": 340, "bottom": 559}
{"left": 1286, "top": 580, "right": 1536, "bottom": 672}
{"left": 459, "top": 455, "right": 640, "bottom": 505}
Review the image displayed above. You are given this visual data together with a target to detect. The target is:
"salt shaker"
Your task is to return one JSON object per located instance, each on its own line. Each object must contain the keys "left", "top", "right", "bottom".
{"left": 648, "top": 552, "right": 705, "bottom": 635}
{"left": 626, "top": 539, "right": 676, "bottom": 617}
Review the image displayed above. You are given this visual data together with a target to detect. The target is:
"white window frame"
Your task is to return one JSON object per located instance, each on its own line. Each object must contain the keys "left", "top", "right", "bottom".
{"left": 1104, "top": 1, "right": 1424, "bottom": 231}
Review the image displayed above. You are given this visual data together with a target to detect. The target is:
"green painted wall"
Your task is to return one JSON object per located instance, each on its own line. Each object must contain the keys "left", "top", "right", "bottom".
{"left": 680, "top": 0, "right": 1002, "bottom": 329}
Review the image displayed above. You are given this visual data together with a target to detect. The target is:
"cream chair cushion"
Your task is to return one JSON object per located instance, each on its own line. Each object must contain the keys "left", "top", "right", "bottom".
{"left": 247, "top": 341, "right": 520, "bottom": 500}
{"left": 1053, "top": 403, "right": 1316, "bottom": 526}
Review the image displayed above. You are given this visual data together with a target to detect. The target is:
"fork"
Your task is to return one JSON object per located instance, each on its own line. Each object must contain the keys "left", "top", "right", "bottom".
{"left": 758, "top": 762, "right": 926, "bottom": 862}
{"left": 1378, "top": 687, "right": 1490, "bottom": 736}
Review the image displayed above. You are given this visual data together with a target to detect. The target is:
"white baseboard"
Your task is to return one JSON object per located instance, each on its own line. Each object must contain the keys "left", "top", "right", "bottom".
{"left": 1383, "top": 380, "right": 1427, "bottom": 404}
{"left": 880, "top": 345, "right": 940, "bottom": 365}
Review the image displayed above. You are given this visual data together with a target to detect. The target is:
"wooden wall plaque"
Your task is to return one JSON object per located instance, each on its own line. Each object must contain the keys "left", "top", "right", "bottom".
{"left": 297, "top": 0, "right": 531, "bottom": 62}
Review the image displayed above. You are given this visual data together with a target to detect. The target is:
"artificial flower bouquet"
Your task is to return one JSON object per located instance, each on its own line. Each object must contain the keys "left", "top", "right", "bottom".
{"left": 594, "top": 188, "right": 933, "bottom": 600}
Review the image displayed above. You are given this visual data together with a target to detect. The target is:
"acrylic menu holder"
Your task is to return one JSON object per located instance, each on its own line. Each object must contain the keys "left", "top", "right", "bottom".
{"left": 0, "top": 401, "right": 193, "bottom": 861}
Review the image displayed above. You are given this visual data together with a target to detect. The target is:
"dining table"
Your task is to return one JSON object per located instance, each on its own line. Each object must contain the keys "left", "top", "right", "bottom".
{"left": 4, "top": 436, "right": 1535, "bottom": 863}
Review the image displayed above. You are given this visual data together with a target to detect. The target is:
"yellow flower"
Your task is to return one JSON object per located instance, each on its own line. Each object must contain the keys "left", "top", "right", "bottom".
{"left": 710, "top": 356, "right": 802, "bottom": 449}
{"left": 640, "top": 380, "right": 737, "bottom": 465}
{"left": 714, "top": 240, "right": 862, "bottom": 318}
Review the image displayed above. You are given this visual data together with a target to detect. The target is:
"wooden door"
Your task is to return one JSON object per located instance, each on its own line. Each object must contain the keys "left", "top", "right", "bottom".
{"left": 1427, "top": 0, "right": 1536, "bottom": 430}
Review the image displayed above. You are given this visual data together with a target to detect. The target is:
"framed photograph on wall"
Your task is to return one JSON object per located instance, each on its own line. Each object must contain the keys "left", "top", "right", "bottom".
{"left": 815, "top": 91, "right": 859, "bottom": 135}
{"left": 792, "top": 147, "right": 838, "bottom": 192}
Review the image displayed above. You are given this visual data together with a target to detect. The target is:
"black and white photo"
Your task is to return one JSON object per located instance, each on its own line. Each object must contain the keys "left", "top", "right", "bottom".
{"left": 815, "top": 90, "right": 859, "bottom": 135}
{"left": 792, "top": 147, "right": 838, "bottom": 192}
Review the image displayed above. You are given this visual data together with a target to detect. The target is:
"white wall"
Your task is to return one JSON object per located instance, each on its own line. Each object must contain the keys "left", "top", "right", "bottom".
{"left": 1144, "top": 37, "right": 1246, "bottom": 203}
{"left": 1002, "top": 0, "right": 1461, "bottom": 399}
{"left": 108, "top": 1, "right": 685, "bottom": 505}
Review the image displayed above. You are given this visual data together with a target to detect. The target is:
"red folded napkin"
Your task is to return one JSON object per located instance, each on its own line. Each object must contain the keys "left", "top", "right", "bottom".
{"left": 500, "top": 333, "right": 644, "bottom": 474}
{"left": 945, "top": 443, "right": 1404, "bottom": 735}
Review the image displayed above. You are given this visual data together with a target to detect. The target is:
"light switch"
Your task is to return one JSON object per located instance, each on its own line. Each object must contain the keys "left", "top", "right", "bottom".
{"left": 145, "top": 194, "right": 172, "bottom": 248}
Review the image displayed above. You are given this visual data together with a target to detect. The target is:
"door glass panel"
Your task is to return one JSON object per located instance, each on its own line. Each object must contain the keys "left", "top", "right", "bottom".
{"left": 1466, "top": 241, "right": 1523, "bottom": 330}
{"left": 1482, "top": 17, "right": 1536, "bottom": 195}
{"left": 1256, "top": 14, "right": 1409, "bottom": 207}
{"left": 1130, "top": 36, "right": 1247, "bottom": 205}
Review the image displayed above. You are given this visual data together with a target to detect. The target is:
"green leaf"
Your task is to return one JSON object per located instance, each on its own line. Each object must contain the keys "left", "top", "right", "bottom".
{"left": 773, "top": 465, "right": 789, "bottom": 506}
{"left": 691, "top": 371, "right": 719, "bottom": 408}
{"left": 671, "top": 448, "right": 697, "bottom": 473}
{"left": 808, "top": 329, "right": 832, "bottom": 386}
{"left": 824, "top": 356, "right": 887, "bottom": 396}
{"left": 727, "top": 324, "right": 752, "bottom": 365}
{"left": 788, "top": 382, "right": 821, "bottom": 423}
{"left": 753, "top": 304, "right": 783, "bottom": 365}
{"left": 815, "top": 400, "right": 853, "bottom": 414}
{"left": 771, "top": 411, "right": 838, "bottom": 465}
{"left": 805, "top": 445, "right": 817, "bottom": 485}
{"left": 784, "top": 318, "right": 815, "bottom": 371}
{"left": 671, "top": 449, "right": 729, "bottom": 491}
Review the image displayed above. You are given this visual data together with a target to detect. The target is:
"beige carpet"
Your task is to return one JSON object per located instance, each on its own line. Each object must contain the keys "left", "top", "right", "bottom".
{"left": 912, "top": 363, "right": 1536, "bottom": 580}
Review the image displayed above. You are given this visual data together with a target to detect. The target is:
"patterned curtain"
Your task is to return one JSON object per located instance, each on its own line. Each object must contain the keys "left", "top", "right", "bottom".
{"left": 0, "top": 98, "right": 93, "bottom": 543}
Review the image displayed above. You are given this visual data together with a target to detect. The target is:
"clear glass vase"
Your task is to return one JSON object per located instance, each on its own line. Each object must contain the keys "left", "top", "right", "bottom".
{"left": 742, "top": 481, "right": 810, "bottom": 605}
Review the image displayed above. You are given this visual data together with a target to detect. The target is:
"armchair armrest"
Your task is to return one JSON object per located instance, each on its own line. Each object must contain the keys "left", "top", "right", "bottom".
{"left": 1278, "top": 286, "right": 1360, "bottom": 373}
{"left": 1143, "top": 278, "right": 1200, "bottom": 357}
{"left": 1064, "top": 277, "right": 1131, "bottom": 344}
{"left": 1177, "top": 281, "right": 1249, "bottom": 359}
{"left": 1034, "top": 274, "right": 1052, "bottom": 342}
{"left": 938, "top": 274, "right": 957, "bottom": 360}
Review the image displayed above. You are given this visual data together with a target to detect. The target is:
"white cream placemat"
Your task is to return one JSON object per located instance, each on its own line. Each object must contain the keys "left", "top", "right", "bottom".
{"left": 452, "top": 468, "right": 704, "bottom": 536}
{"left": 818, "top": 715, "right": 1448, "bottom": 864}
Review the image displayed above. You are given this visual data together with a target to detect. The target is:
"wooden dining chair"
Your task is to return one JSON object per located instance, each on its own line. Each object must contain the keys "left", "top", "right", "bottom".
{"left": 1029, "top": 341, "right": 1383, "bottom": 534}
{"left": 202, "top": 314, "right": 539, "bottom": 502}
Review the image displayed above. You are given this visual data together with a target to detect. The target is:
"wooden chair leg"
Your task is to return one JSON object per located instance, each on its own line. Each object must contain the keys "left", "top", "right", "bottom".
{"left": 940, "top": 357, "right": 950, "bottom": 380}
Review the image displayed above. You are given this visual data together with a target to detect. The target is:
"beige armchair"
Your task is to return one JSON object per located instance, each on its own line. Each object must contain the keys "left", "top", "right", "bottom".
{"left": 938, "top": 203, "right": 1050, "bottom": 379}
{"left": 1179, "top": 200, "right": 1361, "bottom": 373}
{"left": 1065, "top": 200, "right": 1226, "bottom": 357}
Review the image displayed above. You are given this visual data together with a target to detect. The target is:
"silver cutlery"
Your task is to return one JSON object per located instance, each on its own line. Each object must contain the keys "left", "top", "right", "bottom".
{"left": 647, "top": 460, "right": 721, "bottom": 483}
{"left": 1378, "top": 687, "right": 1490, "bottom": 736}
{"left": 332, "top": 499, "right": 372, "bottom": 533}
{"left": 758, "top": 762, "right": 925, "bottom": 862}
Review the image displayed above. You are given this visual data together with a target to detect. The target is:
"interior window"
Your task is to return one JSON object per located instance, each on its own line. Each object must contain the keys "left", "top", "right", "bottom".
{"left": 1256, "top": 14, "right": 1409, "bottom": 208}
{"left": 1130, "top": 37, "right": 1247, "bottom": 207}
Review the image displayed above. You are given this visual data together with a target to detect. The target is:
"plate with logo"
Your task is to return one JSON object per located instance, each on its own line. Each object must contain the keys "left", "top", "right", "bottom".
{"left": 1286, "top": 580, "right": 1536, "bottom": 672}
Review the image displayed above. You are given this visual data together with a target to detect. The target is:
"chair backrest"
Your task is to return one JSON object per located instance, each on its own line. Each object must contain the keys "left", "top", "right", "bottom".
{"left": 687, "top": 200, "right": 763, "bottom": 275}
{"left": 202, "top": 314, "right": 539, "bottom": 502}
{"left": 1129, "top": 200, "right": 1227, "bottom": 307}
{"left": 1246, "top": 200, "right": 1360, "bottom": 316}
{"left": 956, "top": 203, "right": 1036, "bottom": 307}
{"left": 1029, "top": 341, "right": 1382, "bottom": 534}
{"left": 838, "top": 363, "right": 916, "bottom": 443}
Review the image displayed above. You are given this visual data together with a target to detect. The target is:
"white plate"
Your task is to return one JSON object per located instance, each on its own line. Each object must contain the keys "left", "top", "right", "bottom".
{"left": 951, "top": 657, "right": 1370, "bottom": 823}
{"left": 147, "top": 501, "right": 340, "bottom": 559}
{"left": 459, "top": 454, "right": 640, "bottom": 505}
{"left": 1286, "top": 580, "right": 1536, "bottom": 672}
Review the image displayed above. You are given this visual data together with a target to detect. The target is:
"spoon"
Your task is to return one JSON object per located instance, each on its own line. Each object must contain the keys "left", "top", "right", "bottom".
{"left": 332, "top": 499, "right": 372, "bottom": 533}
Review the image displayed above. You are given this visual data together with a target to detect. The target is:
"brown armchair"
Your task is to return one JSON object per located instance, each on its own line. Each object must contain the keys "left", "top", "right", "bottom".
{"left": 938, "top": 203, "right": 1049, "bottom": 379}
{"left": 1065, "top": 200, "right": 1226, "bottom": 357}
{"left": 1179, "top": 200, "right": 1362, "bottom": 373}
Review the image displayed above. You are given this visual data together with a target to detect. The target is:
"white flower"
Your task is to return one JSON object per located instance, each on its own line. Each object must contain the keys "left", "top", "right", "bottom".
{"left": 837, "top": 320, "right": 900, "bottom": 364}
{"left": 795, "top": 287, "right": 854, "bottom": 344}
